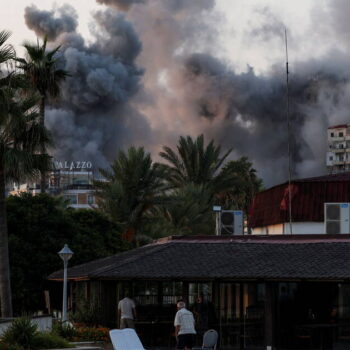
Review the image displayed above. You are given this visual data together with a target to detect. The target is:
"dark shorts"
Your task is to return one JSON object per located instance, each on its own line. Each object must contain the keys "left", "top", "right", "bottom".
{"left": 176, "top": 334, "right": 195, "bottom": 349}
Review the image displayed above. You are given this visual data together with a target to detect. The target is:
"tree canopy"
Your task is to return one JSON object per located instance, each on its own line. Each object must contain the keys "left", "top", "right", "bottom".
{"left": 94, "top": 146, "right": 166, "bottom": 243}
{"left": 0, "top": 30, "right": 51, "bottom": 317}
{"left": 16, "top": 37, "right": 69, "bottom": 193}
{"left": 7, "top": 193, "right": 129, "bottom": 315}
{"left": 97, "top": 135, "right": 263, "bottom": 238}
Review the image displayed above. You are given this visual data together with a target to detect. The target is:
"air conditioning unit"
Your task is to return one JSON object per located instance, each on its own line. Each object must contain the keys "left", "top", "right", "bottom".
{"left": 324, "top": 203, "right": 350, "bottom": 234}
{"left": 220, "top": 210, "right": 243, "bottom": 235}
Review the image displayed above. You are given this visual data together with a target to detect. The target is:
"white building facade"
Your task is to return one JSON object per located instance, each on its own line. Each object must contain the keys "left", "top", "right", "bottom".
{"left": 10, "top": 160, "right": 98, "bottom": 209}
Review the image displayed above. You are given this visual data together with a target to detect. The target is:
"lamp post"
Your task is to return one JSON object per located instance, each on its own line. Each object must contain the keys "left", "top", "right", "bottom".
{"left": 213, "top": 206, "right": 222, "bottom": 235}
{"left": 58, "top": 244, "right": 74, "bottom": 323}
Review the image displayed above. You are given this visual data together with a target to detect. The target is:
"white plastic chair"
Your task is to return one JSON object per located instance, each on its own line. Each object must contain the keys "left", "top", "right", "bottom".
{"left": 194, "top": 329, "right": 218, "bottom": 350}
{"left": 110, "top": 328, "right": 146, "bottom": 350}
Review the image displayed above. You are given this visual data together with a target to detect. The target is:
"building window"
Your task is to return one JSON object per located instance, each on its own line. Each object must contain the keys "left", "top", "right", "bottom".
{"left": 331, "top": 132, "right": 334, "bottom": 137}
{"left": 339, "top": 132, "right": 344, "bottom": 137}
{"left": 132, "top": 281, "right": 158, "bottom": 305}
{"left": 88, "top": 194, "right": 94, "bottom": 205}
{"left": 163, "top": 282, "right": 183, "bottom": 304}
{"left": 64, "top": 194, "right": 77, "bottom": 204}
{"left": 329, "top": 156, "right": 333, "bottom": 161}
{"left": 189, "top": 282, "right": 213, "bottom": 304}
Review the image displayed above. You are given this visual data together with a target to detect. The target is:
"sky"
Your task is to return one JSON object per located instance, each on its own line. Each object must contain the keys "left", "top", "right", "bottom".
{"left": 1, "top": 0, "right": 349, "bottom": 187}
{"left": 2, "top": 0, "right": 316, "bottom": 72}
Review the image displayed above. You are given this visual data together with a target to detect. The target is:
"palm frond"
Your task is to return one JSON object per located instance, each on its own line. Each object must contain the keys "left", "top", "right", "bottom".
{"left": 0, "top": 30, "right": 14, "bottom": 65}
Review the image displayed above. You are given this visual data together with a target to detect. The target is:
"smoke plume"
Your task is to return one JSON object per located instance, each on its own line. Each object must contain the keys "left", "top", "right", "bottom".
{"left": 96, "top": 0, "right": 144, "bottom": 11}
{"left": 24, "top": 5, "right": 148, "bottom": 169}
{"left": 23, "top": 0, "right": 350, "bottom": 186}
{"left": 24, "top": 5, "right": 78, "bottom": 40}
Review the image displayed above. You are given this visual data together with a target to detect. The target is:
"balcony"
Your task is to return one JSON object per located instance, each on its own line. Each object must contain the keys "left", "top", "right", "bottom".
{"left": 332, "top": 160, "right": 350, "bottom": 165}
{"left": 332, "top": 148, "right": 350, "bottom": 153}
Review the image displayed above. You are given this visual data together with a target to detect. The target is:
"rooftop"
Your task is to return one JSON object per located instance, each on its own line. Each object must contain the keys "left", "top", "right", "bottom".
{"left": 249, "top": 172, "right": 350, "bottom": 228}
{"left": 328, "top": 124, "right": 349, "bottom": 129}
{"left": 49, "top": 234, "right": 350, "bottom": 282}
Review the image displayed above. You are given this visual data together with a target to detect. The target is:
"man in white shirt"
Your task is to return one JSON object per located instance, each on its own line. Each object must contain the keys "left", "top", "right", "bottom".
{"left": 174, "top": 301, "right": 196, "bottom": 350}
{"left": 118, "top": 293, "right": 136, "bottom": 329}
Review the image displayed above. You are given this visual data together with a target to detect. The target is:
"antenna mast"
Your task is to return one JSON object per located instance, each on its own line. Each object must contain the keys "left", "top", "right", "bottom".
{"left": 285, "top": 28, "right": 293, "bottom": 235}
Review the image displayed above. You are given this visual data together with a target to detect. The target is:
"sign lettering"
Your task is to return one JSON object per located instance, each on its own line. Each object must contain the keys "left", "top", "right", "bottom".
{"left": 54, "top": 161, "right": 93, "bottom": 170}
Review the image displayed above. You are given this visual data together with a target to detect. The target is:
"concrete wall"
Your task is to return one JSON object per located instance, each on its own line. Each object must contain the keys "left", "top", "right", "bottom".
{"left": 0, "top": 315, "right": 52, "bottom": 336}
{"left": 252, "top": 224, "right": 284, "bottom": 235}
{"left": 283, "top": 222, "right": 324, "bottom": 234}
{"left": 252, "top": 222, "right": 325, "bottom": 235}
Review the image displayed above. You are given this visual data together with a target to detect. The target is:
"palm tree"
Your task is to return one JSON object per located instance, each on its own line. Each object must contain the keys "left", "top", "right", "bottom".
{"left": 159, "top": 134, "right": 233, "bottom": 194}
{"left": 16, "top": 37, "right": 68, "bottom": 193}
{"left": 151, "top": 183, "right": 215, "bottom": 236}
{"left": 94, "top": 147, "right": 166, "bottom": 244}
{"left": 218, "top": 157, "right": 263, "bottom": 212}
{"left": 0, "top": 30, "right": 51, "bottom": 317}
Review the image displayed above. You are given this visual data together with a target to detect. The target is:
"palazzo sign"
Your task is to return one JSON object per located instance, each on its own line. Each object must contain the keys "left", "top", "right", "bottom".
{"left": 54, "top": 161, "right": 93, "bottom": 171}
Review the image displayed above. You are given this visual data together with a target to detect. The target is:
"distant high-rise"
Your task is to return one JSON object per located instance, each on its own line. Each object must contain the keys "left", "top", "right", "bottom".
{"left": 326, "top": 124, "right": 350, "bottom": 173}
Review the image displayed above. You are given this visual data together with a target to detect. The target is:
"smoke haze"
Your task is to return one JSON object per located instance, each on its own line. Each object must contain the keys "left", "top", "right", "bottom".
{"left": 23, "top": 0, "right": 350, "bottom": 186}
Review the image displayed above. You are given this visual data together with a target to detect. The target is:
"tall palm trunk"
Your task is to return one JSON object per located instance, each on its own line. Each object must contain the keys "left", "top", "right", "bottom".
{"left": 0, "top": 160, "right": 13, "bottom": 317}
{"left": 40, "top": 96, "right": 46, "bottom": 193}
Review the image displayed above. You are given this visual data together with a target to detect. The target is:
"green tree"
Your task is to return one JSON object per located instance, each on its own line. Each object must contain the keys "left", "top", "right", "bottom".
{"left": 147, "top": 183, "right": 215, "bottom": 236}
{"left": 16, "top": 37, "right": 69, "bottom": 193}
{"left": 0, "top": 30, "right": 51, "bottom": 317}
{"left": 7, "top": 193, "right": 129, "bottom": 315}
{"left": 218, "top": 157, "right": 263, "bottom": 212}
{"left": 156, "top": 136, "right": 263, "bottom": 235}
{"left": 159, "top": 134, "right": 233, "bottom": 194}
{"left": 94, "top": 147, "right": 166, "bottom": 244}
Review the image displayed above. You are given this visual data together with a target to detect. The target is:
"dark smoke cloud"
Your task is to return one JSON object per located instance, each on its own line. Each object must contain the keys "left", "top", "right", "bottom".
{"left": 24, "top": 5, "right": 78, "bottom": 40}
{"left": 91, "top": 10, "right": 142, "bottom": 62}
{"left": 24, "top": 5, "right": 147, "bottom": 168}
{"left": 96, "top": 0, "right": 144, "bottom": 11}
{"left": 160, "top": 0, "right": 215, "bottom": 12}
{"left": 95, "top": 0, "right": 214, "bottom": 12}
{"left": 23, "top": 0, "right": 350, "bottom": 187}
{"left": 123, "top": 0, "right": 350, "bottom": 185}
{"left": 179, "top": 53, "right": 328, "bottom": 181}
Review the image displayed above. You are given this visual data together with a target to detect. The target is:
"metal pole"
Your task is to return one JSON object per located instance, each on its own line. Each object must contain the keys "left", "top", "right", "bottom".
{"left": 285, "top": 28, "right": 293, "bottom": 235}
{"left": 62, "top": 260, "right": 68, "bottom": 323}
{"left": 216, "top": 212, "right": 218, "bottom": 235}
{"left": 216, "top": 211, "right": 221, "bottom": 235}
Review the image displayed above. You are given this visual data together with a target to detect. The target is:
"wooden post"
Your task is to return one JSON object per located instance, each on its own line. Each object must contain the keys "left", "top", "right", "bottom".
{"left": 265, "top": 282, "right": 276, "bottom": 350}
{"left": 239, "top": 283, "right": 244, "bottom": 350}
{"left": 182, "top": 281, "right": 189, "bottom": 304}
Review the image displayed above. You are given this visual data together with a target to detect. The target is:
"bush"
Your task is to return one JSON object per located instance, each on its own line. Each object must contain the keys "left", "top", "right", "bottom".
{"left": 52, "top": 322, "right": 77, "bottom": 340}
{"left": 1, "top": 317, "right": 73, "bottom": 350}
{"left": 0, "top": 342, "right": 23, "bottom": 350}
{"left": 71, "top": 327, "right": 109, "bottom": 342}
{"left": 2, "top": 317, "right": 38, "bottom": 349}
{"left": 31, "top": 333, "right": 72, "bottom": 349}
{"left": 71, "top": 299, "right": 102, "bottom": 326}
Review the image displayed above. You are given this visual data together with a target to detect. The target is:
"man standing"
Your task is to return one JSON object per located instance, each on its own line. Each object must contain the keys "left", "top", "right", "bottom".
{"left": 118, "top": 292, "right": 136, "bottom": 329}
{"left": 174, "top": 301, "right": 196, "bottom": 350}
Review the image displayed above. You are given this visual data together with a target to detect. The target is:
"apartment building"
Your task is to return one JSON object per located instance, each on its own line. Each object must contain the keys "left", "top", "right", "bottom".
{"left": 326, "top": 124, "right": 350, "bottom": 172}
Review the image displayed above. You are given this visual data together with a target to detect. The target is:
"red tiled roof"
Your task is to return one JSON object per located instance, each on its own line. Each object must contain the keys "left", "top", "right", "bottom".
{"left": 328, "top": 124, "right": 348, "bottom": 129}
{"left": 249, "top": 172, "right": 350, "bottom": 228}
{"left": 293, "top": 172, "right": 350, "bottom": 182}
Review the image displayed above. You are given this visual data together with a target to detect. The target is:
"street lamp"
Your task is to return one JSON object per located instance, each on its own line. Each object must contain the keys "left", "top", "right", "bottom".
{"left": 58, "top": 244, "right": 74, "bottom": 323}
{"left": 213, "top": 206, "right": 222, "bottom": 236}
